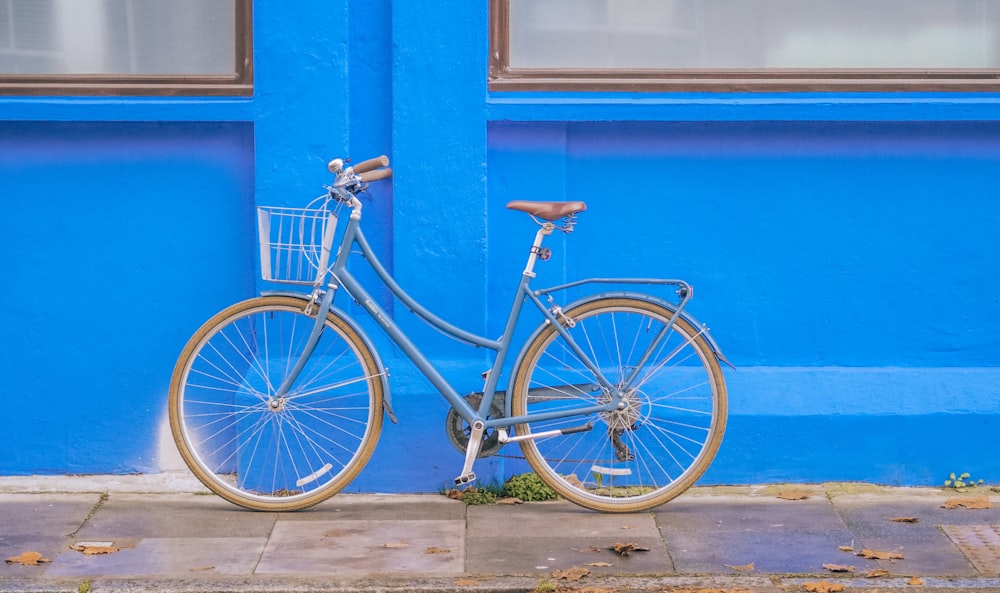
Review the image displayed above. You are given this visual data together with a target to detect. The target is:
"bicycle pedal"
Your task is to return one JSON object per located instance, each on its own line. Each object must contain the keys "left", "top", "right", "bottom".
{"left": 454, "top": 472, "right": 477, "bottom": 486}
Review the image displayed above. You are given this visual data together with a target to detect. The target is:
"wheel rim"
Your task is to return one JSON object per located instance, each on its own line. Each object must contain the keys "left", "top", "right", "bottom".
{"left": 172, "top": 301, "right": 381, "bottom": 507}
{"left": 513, "top": 299, "right": 726, "bottom": 508}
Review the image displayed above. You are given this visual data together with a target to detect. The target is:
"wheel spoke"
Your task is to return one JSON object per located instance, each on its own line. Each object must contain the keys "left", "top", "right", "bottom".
{"left": 169, "top": 297, "right": 383, "bottom": 511}
{"left": 511, "top": 297, "right": 726, "bottom": 512}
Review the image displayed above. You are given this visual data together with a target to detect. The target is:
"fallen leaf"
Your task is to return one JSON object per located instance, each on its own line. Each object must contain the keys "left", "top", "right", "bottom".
{"left": 71, "top": 544, "right": 120, "bottom": 555}
{"left": 621, "top": 524, "right": 634, "bottom": 529}
{"left": 941, "top": 496, "right": 993, "bottom": 510}
{"left": 190, "top": 566, "right": 215, "bottom": 572}
{"left": 803, "top": 582, "right": 845, "bottom": 593}
{"left": 455, "top": 578, "right": 480, "bottom": 586}
{"left": 857, "top": 548, "right": 904, "bottom": 561}
{"left": 586, "top": 561, "right": 613, "bottom": 567}
{"left": 725, "top": 562, "right": 755, "bottom": 571}
{"left": 445, "top": 489, "right": 462, "bottom": 500}
{"left": 425, "top": 546, "right": 453, "bottom": 554}
{"left": 379, "top": 541, "right": 409, "bottom": 549}
{"left": 777, "top": 490, "right": 811, "bottom": 500}
{"left": 610, "top": 542, "right": 650, "bottom": 556}
{"left": 575, "top": 546, "right": 603, "bottom": 553}
{"left": 891, "top": 516, "right": 919, "bottom": 523}
{"left": 838, "top": 545, "right": 854, "bottom": 552}
{"left": 865, "top": 568, "right": 891, "bottom": 578}
{"left": 5, "top": 551, "right": 51, "bottom": 566}
{"left": 822, "top": 563, "right": 855, "bottom": 572}
{"left": 909, "top": 576, "right": 925, "bottom": 585}
{"left": 552, "top": 566, "right": 590, "bottom": 581}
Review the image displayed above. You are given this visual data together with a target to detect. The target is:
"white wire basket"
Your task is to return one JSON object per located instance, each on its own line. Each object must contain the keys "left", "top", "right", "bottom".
{"left": 257, "top": 203, "right": 339, "bottom": 285}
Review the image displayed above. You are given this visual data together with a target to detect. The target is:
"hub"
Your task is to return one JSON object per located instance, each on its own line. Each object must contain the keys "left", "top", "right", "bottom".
{"left": 598, "top": 388, "right": 642, "bottom": 431}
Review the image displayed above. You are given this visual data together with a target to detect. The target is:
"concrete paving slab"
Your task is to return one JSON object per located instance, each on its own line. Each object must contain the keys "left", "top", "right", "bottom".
{"left": 854, "top": 532, "right": 978, "bottom": 577}
{"left": 465, "top": 533, "right": 671, "bottom": 576}
{"left": 834, "top": 493, "right": 1000, "bottom": 532}
{"left": 44, "top": 537, "right": 265, "bottom": 577}
{"left": 466, "top": 502, "right": 669, "bottom": 575}
{"left": 468, "top": 500, "right": 661, "bottom": 538}
{"left": 656, "top": 495, "right": 849, "bottom": 532}
{"left": 0, "top": 493, "right": 102, "bottom": 537}
{"left": 665, "top": 526, "right": 872, "bottom": 575}
{"left": 655, "top": 496, "right": 863, "bottom": 575}
{"left": 834, "top": 492, "right": 994, "bottom": 577}
{"left": 0, "top": 493, "right": 101, "bottom": 575}
{"left": 256, "top": 519, "right": 465, "bottom": 575}
{"left": 75, "top": 493, "right": 277, "bottom": 538}
{"left": 282, "top": 493, "right": 466, "bottom": 521}
{"left": 1, "top": 535, "right": 67, "bottom": 581}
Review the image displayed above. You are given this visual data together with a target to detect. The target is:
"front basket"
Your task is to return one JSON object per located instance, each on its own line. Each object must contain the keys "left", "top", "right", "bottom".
{"left": 257, "top": 206, "right": 338, "bottom": 285}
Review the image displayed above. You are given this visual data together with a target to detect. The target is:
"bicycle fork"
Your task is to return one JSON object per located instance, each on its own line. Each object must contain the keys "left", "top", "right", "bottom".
{"left": 269, "top": 284, "right": 337, "bottom": 403}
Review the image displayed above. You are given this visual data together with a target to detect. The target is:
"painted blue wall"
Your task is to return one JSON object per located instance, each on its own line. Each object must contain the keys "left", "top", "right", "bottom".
{"left": 488, "top": 120, "right": 1000, "bottom": 485}
{"left": 2, "top": 0, "right": 999, "bottom": 489}
{"left": 1, "top": 121, "right": 255, "bottom": 472}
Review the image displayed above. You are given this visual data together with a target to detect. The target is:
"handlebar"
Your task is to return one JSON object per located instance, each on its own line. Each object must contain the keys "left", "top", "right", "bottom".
{"left": 353, "top": 155, "right": 389, "bottom": 174}
{"left": 327, "top": 155, "right": 393, "bottom": 202}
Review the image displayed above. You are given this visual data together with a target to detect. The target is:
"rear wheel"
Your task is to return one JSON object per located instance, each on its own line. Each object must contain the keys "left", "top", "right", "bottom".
{"left": 169, "top": 296, "right": 383, "bottom": 511}
{"left": 510, "top": 297, "right": 726, "bottom": 512}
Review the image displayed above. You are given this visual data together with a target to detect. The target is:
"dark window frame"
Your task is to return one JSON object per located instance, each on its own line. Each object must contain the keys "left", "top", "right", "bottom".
{"left": 0, "top": 0, "right": 252, "bottom": 97}
{"left": 489, "top": 0, "right": 1000, "bottom": 93}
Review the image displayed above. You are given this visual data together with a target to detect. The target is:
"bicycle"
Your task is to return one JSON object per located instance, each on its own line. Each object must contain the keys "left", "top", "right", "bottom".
{"left": 168, "top": 155, "right": 730, "bottom": 513}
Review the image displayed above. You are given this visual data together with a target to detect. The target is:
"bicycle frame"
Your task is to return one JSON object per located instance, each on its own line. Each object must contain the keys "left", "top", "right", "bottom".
{"left": 277, "top": 195, "right": 701, "bottom": 481}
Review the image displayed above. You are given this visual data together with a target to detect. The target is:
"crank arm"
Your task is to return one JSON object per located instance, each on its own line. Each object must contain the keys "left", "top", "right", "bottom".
{"left": 497, "top": 422, "right": 593, "bottom": 444}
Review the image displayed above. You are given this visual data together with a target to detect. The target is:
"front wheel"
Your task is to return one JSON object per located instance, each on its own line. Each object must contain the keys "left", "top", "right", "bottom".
{"left": 168, "top": 296, "right": 384, "bottom": 511}
{"left": 510, "top": 296, "right": 727, "bottom": 512}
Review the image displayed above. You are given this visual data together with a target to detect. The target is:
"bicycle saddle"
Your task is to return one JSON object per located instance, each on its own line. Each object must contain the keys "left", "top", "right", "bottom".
{"left": 506, "top": 200, "right": 587, "bottom": 221}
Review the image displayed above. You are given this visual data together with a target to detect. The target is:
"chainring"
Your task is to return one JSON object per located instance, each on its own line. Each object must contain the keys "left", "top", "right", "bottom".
{"left": 445, "top": 392, "right": 505, "bottom": 458}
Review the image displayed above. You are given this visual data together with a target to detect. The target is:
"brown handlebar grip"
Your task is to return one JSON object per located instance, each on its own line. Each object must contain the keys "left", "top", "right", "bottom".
{"left": 359, "top": 167, "right": 393, "bottom": 183}
{"left": 353, "top": 155, "right": 389, "bottom": 174}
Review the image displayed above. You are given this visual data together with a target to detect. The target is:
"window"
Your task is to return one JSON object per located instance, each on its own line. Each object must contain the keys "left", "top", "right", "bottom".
{"left": 490, "top": 0, "right": 1000, "bottom": 91}
{"left": 0, "top": 0, "right": 251, "bottom": 96}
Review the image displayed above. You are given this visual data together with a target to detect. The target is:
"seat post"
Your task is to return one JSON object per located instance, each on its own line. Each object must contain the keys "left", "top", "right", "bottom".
{"left": 523, "top": 222, "right": 555, "bottom": 278}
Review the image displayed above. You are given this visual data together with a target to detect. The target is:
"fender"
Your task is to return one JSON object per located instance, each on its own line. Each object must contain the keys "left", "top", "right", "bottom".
{"left": 261, "top": 290, "right": 397, "bottom": 424}
{"left": 505, "top": 290, "right": 731, "bottom": 418}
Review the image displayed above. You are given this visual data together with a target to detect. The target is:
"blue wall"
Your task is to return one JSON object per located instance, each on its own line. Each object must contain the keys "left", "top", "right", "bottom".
{"left": 1, "top": 121, "right": 255, "bottom": 472}
{"left": 2, "top": 1, "right": 999, "bottom": 489}
{"left": 489, "top": 120, "right": 1000, "bottom": 484}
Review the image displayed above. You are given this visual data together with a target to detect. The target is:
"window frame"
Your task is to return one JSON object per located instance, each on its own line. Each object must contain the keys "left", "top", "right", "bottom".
{"left": 489, "top": 0, "right": 1000, "bottom": 93}
{"left": 0, "top": 0, "right": 253, "bottom": 97}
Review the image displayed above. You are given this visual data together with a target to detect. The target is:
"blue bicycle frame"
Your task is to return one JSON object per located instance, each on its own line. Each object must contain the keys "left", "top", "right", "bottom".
{"left": 276, "top": 195, "right": 711, "bottom": 483}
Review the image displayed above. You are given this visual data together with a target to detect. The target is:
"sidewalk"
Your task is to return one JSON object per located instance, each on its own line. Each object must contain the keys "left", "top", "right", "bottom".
{"left": 2, "top": 474, "right": 1000, "bottom": 593}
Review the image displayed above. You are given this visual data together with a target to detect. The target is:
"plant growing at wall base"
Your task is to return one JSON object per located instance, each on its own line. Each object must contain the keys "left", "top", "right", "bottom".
{"left": 944, "top": 472, "right": 984, "bottom": 492}
{"left": 457, "top": 487, "right": 500, "bottom": 505}
{"left": 503, "top": 472, "right": 559, "bottom": 502}
{"left": 444, "top": 482, "right": 505, "bottom": 505}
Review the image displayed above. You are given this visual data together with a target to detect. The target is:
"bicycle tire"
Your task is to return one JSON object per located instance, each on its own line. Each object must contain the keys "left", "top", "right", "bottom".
{"left": 510, "top": 296, "right": 726, "bottom": 512}
{"left": 168, "top": 295, "right": 384, "bottom": 511}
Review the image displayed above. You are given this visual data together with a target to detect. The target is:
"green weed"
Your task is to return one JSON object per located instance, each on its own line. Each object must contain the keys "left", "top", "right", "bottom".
{"left": 944, "top": 471, "right": 985, "bottom": 492}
